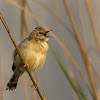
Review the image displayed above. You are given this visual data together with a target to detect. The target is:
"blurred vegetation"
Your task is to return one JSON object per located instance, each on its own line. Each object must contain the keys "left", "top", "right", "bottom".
{"left": 0, "top": 0, "right": 100, "bottom": 100}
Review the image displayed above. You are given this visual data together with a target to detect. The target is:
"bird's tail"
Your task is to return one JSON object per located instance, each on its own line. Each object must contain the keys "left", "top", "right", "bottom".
{"left": 6, "top": 74, "right": 19, "bottom": 91}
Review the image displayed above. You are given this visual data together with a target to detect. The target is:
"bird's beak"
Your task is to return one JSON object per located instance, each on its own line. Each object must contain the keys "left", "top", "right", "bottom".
{"left": 45, "top": 30, "right": 53, "bottom": 38}
{"left": 46, "top": 30, "right": 53, "bottom": 33}
{"left": 44, "top": 30, "right": 53, "bottom": 36}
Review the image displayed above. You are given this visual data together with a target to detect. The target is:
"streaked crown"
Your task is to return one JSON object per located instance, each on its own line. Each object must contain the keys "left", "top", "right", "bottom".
{"left": 29, "top": 27, "right": 50, "bottom": 42}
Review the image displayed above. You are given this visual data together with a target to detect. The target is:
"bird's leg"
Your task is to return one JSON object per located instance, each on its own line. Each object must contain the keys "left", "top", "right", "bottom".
{"left": 23, "top": 61, "right": 29, "bottom": 68}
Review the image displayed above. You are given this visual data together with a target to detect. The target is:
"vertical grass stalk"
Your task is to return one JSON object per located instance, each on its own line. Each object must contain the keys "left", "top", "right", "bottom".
{"left": 62, "top": 0, "right": 98, "bottom": 99}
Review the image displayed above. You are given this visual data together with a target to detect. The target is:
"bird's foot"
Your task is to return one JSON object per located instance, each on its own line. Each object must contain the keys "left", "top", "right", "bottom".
{"left": 23, "top": 62, "right": 29, "bottom": 68}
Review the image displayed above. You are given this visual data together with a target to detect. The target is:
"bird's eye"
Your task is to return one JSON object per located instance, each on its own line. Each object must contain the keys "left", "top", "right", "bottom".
{"left": 39, "top": 32, "right": 42, "bottom": 34}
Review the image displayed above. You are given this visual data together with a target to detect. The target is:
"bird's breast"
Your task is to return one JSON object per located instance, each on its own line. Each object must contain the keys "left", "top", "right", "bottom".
{"left": 21, "top": 41, "right": 48, "bottom": 71}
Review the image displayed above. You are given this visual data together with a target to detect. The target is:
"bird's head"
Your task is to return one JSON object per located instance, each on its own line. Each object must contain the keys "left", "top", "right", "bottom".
{"left": 29, "top": 27, "right": 52, "bottom": 42}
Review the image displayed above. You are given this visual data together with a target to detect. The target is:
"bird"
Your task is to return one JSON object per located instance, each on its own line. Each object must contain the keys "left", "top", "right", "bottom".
{"left": 6, "top": 27, "right": 51, "bottom": 90}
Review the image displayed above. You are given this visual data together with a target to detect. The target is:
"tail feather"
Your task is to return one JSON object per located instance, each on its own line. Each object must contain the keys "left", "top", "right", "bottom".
{"left": 6, "top": 75, "right": 19, "bottom": 91}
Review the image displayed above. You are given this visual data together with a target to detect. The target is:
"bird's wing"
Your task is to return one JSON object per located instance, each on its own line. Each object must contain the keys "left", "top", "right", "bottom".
{"left": 13, "top": 38, "right": 29, "bottom": 60}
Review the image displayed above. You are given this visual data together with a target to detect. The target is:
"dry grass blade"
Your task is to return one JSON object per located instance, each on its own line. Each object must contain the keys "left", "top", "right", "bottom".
{"left": 7, "top": 0, "right": 92, "bottom": 97}
{"left": 20, "top": 0, "right": 30, "bottom": 100}
{"left": 62, "top": 0, "right": 99, "bottom": 99}
{"left": 49, "top": 43, "right": 87, "bottom": 99}
{"left": 33, "top": 72, "right": 41, "bottom": 100}
{"left": 84, "top": 0, "right": 100, "bottom": 54}
{"left": 78, "top": 0, "right": 100, "bottom": 96}
{"left": 43, "top": 94, "right": 46, "bottom": 100}
{"left": 32, "top": 0, "right": 74, "bottom": 36}
{"left": 20, "top": 1, "right": 38, "bottom": 99}
{"left": 20, "top": 0, "right": 24, "bottom": 40}
{"left": 0, "top": 12, "right": 44, "bottom": 100}
{"left": 77, "top": 0, "right": 88, "bottom": 50}
{"left": 50, "top": 32, "right": 93, "bottom": 97}
{"left": 23, "top": 7, "right": 29, "bottom": 37}
{"left": 67, "top": 63, "right": 79, "bottom": 100}
{"left": 24, "top": 16, "right": 29, "bottom": 37}
{"left": 22, "top": 74, "right": 29, "bottom": 100}
{"left": 54, "top": 1, "right": 88, "bottom": 98}
{"left": 30, "top": 73, "right": 37, "bottom": 100}
{"left": 89, "top": 58, "right": 100, "bottom": 83}
{"left": 72, "top": 90, "right": 79, "bottom": 100}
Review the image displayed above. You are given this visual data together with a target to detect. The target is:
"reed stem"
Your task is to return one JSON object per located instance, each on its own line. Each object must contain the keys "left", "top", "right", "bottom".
{"left": 63, "top": 0, "right": 98, "bottom": 99}
{"left": 0, "top": 12, "right": 44, "bottom": 100}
